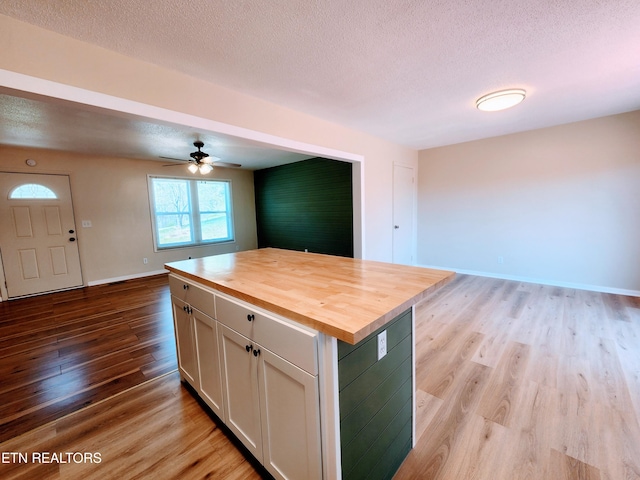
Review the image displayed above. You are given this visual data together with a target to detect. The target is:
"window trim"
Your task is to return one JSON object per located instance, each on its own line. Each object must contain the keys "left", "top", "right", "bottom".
{"left": 147, "top": 175, "right": 235, "bottom": 251}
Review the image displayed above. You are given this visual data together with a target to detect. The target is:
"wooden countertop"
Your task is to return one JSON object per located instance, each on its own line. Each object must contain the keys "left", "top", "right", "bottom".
{"left": 165, "top": 248, "right": 454, "bottom": 344}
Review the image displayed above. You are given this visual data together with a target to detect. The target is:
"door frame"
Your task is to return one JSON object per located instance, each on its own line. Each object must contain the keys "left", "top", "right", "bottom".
{"left": 0, "top": 247, "right": 7, "bottom": 300}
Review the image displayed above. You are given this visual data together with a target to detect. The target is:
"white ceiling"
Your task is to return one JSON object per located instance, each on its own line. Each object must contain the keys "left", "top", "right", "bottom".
{"left": 1, "top": 0, "right": 640, "bottom": 163}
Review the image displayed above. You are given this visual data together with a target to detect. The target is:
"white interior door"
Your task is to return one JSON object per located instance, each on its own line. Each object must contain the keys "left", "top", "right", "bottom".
{"left": 392, "top": 164, "right": 415, "bottom": 265}
{"left": 0, "top": 173, "right": 83, "bottom": 298}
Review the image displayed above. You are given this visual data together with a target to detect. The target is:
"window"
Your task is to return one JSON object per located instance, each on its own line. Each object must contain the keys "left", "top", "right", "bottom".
{"left": 149, "top": 176, "right": 234, "bottom": 249}
{"left": 10, "top": 184, "right": 57, "bottom": 199}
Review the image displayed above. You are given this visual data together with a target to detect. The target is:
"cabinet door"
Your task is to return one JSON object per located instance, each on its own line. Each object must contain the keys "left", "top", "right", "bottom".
{"left": 219, "top": 324, "right": 263, "bottom": 462}
{"left": 193, "top": 308, "right": 224, "bottom": 418}
{"left": 171, "top": 297, "right": 199, "bottom": 386}
{"left": 258, "top": 348, "right": 322, "bottom": 480}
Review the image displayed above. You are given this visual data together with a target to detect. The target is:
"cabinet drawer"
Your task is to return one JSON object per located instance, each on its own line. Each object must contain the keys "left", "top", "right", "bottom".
{"left": 216, "top": 294, "right": 318, "bottom": 375}
{"left": 169, "top": 275, "right": 215, "bottom": 318}
{"left": 215, "top": 293, "right": 257, "bottom": 339}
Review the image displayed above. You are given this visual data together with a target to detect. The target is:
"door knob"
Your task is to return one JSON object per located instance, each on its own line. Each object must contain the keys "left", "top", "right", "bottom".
{"left": 394, "top": 225, "right": 400, "bottom": 229}
{"left": 68, "top": 229, "right": 75, "bottom": 234}
{"left": 69, "top": 237, "right": 76, "bottom": 242}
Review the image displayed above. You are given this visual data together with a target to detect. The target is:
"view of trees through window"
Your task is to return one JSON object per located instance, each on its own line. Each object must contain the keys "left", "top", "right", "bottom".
{"left": 150, "top": 177, "right": 233, "bottom": 248}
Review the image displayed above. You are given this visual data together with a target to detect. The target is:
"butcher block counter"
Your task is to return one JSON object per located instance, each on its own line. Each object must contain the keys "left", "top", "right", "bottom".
{"left": 165, "top": 248, "right": 453, "bottom": 480}
{"left": 164, "top": 247, "right": 454, "bottom": 344}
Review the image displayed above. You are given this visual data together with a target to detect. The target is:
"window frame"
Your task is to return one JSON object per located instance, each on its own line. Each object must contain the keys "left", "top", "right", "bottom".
{"left": 147, "top": 175, "right": 235, "bottom": 251}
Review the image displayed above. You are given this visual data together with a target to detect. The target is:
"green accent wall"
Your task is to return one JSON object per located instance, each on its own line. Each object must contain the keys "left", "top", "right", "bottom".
{"left": 254, "top": 158, "right": 353, "bottom": 257}
{"left": 338, "top": 309, "right": 413, "bottom": 480}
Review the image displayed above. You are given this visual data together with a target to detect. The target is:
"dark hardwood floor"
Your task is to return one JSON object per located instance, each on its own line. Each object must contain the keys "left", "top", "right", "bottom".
{"left": 1, "top": 273, "right": 639, "bottom": 479}
{"left": 0, "top": 275, "right": 177, "bottom": 443}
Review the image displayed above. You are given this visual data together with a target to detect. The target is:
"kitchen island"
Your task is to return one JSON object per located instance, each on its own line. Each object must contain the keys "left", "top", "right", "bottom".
{"left": 165, "top": 248, "right": 453, "bottom": 480}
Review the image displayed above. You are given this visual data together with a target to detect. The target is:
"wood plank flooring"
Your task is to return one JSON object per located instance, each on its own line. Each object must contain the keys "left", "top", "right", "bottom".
{"left": 0, "top": 275, "right": 177, "bottom": 443}
{"left": 0, "top": 371, "right": 264, "bottom": 480}
{"left": 1, "top": 273, "right": 639, "bottom": 479}
{"left": 396, "top": 274, "right": 640, "bottom": 480}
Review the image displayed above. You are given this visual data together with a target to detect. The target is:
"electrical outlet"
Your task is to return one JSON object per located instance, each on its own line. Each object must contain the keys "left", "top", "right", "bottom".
{"left": 497, "top": 256, "right": 504, "bottom": 264}
{"left": 377, "top": 330, "right": 387, "bottom": 360}
{"left": 81, "top": 220, "right": 92, "bottom": 228}
{"left": 143, "top": 258, "right": 148, "bottom": 264}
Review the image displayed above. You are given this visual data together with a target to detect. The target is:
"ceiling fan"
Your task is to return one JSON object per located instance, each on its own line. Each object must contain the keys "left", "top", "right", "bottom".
{"left": 161, "top": 141, "right": 241, "bottom": 174}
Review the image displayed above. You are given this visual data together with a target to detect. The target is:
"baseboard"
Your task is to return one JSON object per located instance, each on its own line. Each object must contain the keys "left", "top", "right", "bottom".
{"left": 86, "top": 269, "right": 169, "bottom": 287}
{"left": 417, "top": 264, "right": 640, "bottom": 298}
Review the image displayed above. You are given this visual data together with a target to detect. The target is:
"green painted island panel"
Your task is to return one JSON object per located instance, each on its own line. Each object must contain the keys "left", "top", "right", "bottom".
{"left": 338, "top": 308, "right": 413, "bottom": 480}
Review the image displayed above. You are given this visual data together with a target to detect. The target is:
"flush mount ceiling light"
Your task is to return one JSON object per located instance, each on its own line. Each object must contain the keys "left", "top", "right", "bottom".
{"left": 476, "top": 89, "right": 526, "bottom": 112}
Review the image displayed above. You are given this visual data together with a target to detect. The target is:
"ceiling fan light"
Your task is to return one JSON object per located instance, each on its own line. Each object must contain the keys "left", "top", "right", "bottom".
{"left": 476, "top": 89, "right": 526, "bottom": 112}
{"left": 187, "top": 163, "right": 199, "bottom": 173}
{"left": 199, "top": 164, "right": 213, "bottom": 174}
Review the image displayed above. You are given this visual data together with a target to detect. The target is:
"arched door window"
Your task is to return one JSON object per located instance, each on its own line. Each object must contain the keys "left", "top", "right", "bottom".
{"left": 9, "top": 184, "right": 57, "bottom": 199}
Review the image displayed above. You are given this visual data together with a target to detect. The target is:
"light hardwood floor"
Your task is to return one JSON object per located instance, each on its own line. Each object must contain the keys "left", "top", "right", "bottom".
{"left": 1, "top": 274, "right": 639, "bottom": 479}
{"left": 395, "top": 274, "right": 640, "bottom": 480}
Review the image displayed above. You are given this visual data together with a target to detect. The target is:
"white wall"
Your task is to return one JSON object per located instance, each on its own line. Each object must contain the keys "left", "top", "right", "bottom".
{"left": 0, "top": 14, "right": 418, "bottom": 263}
{"left": 418, "top": 110, "right": 640, "bottom": 294}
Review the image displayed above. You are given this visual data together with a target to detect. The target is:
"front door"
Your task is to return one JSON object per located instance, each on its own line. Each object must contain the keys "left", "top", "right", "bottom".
{"left": 0, "top": 173, "right": 83, "bottom": 298}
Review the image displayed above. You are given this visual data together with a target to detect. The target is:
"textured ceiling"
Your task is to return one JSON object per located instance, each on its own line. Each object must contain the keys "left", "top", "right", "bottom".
{"left": 0, "top": 91, "right": 313, "bottom": 170}
{"left": 1, "top": 0, "right": 640, "bottom": 156}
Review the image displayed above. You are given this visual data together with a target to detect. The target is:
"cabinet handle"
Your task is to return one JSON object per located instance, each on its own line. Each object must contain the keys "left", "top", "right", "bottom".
{"left": 245, "top": 344, "right": 253, "bottom": 353}
{"left": 247, "top": 314, "right": 255, "bottom": 322}
{"left": 253, "top": 348, "right": 261, "bottom": 357}
{"left": 183, "top": 305, "right": 188, "bottom": 312}
{"left": 183, "top": 284, "right": 189, "bottom": 290}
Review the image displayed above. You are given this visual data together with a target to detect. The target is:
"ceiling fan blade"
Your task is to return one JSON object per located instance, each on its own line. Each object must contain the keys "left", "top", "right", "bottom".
{"left": 162, "top": 163, "right": 186, "bottom": 167}
{"left": 201, "top": 156, "right": 221, "bottom": 164}
{"left": 213, "top": 161, "right": 242, "bottom": 168}
{"left": 160, "top": 156, "right": 188, "bottom": 162}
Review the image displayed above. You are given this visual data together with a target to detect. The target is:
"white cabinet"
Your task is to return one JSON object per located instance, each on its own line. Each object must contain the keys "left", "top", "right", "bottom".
{"left": 193, "top": 308, "right": 224, "bottom": 418}
{"left": 219, "top": 324, "right": 263, "bottom": 461}
{"left": 216, "top": 293, "right": 322, "bottom": 480}
{"left": 168, "top": 275, "right": 215, "bottom": 317}
{"left": 171, "top": 296, "right": 199, "bottom": 386}
{"left": 258, "top": 345, "right": 322, "bottom": 480}
{"left": 170, "top": 277, "right": 223, "bottom": 419}
{"left": 169, "top": 275, "right": 322, "bottom": 480}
